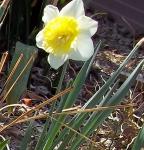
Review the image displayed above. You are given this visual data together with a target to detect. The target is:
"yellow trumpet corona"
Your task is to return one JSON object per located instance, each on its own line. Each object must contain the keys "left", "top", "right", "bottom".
{"left": 43, "top": 16, "right": 79, "bottom": 55}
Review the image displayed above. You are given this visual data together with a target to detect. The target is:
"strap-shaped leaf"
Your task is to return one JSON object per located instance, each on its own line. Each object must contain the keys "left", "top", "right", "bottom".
{"left": 43, "top": 41, "right": 102, "bottom": 150}
{"left": 4, "top": 41, "right": 37, "bottom": 106}
{"left": 52, "top": 39, "right": 143, "bottom": 149}
{"left": 35, "top": 61, "right": 69, "bottom": 150}
{"left": 0, "top": 139, "right": 9, "bottom": 150}
{"left": 132, "top": 124, "right": 144, "bottom": 150}
{"left": 0, "top": 0, "right": 10, "bottom": 27}
{"left": 70, "top": 59, "right": 144, "bottom": 150}
{"left": 20, "top": 120, "right": 34, "bottom": 150}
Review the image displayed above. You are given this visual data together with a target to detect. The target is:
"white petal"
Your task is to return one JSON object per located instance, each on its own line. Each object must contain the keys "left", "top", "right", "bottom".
{"left": 60, "top": 0, "right": 84, "bottom": 18}
{"left": 42, "top": 5, "right": 59, "bottom": 24}
{"left": 78, "top": 16, "right": 98, "bottom": 36}
{"left": 69, "top": 34, "right": 94, "bottom": 61}
{"left": 48, "top": 54, "right": 68, "bottom": 69}
{"left": 36, "top": 30, "right": 45, "bottom": 49}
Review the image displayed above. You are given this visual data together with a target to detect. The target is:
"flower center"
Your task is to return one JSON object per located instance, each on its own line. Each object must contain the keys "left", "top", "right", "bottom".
{"left": 43, "top": 16, "right": 79, "bottom": 55}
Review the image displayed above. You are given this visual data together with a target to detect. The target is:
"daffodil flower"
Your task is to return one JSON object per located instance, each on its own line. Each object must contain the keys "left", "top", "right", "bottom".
{"left": 36, "top": 0, "right": 98, "bottom": 69}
